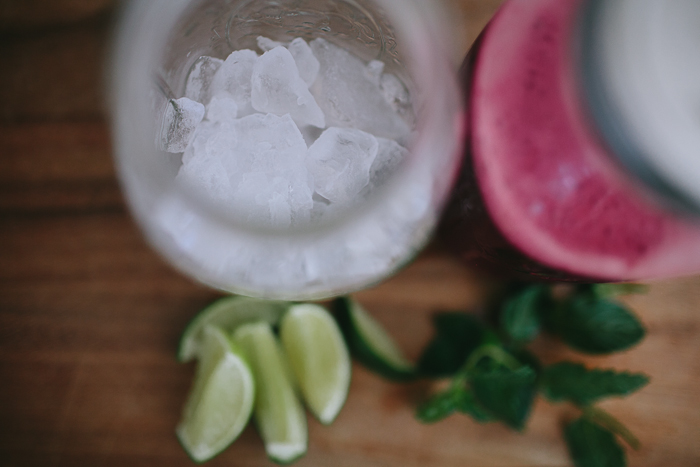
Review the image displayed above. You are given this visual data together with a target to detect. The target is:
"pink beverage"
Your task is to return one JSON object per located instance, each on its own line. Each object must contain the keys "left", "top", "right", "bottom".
{"left": 441, "top": 0, "right": 700, "bottom": 281}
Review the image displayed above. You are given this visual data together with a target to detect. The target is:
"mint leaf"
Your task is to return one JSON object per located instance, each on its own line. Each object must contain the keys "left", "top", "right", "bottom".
{"left": 510, "top": 348, "right": 543, "bottom": 375}
{"left": 592, "top": 283, "right": 649, "bottom": 299}
{"left": 418, "top": 313, "right": 486, "bottom": 377}
{"left": 500, "top": 285, "right": 547, "bottom": 344}
{"left": 416, "top": 389, "right": 460, "bottom": 423}
{"left": 556, "top": 295, "right": 645, "bottom": 354}
{"left": 417, "top": 386, "right": 495, "bottom": 424}
{"left": 454, "top": 389, "right": 495, "bottom": 423}
{"left": 565, "top": 417, "right": 626, "bottom": 467}
{"left": 542, "top": 362, "right": 649, "bottom": 406}
{"left": 471, "top": 364, "right": 537, "bottom": 430}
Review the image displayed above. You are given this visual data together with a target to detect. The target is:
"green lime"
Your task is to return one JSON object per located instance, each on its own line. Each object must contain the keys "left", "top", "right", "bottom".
{"left": 233, "top": 322, "right": 308, "bottom": 464}
{"left": 280, "top": 304, "right": 351, "bottom": 425}
{"left": 178, "top": 296, "right": 289, "bottom": 363}
{"left": 334, "top": 297, "right": 415, "bottom": 381}
{"left": 176, "top": 325, "right": 255, "bottom": 463}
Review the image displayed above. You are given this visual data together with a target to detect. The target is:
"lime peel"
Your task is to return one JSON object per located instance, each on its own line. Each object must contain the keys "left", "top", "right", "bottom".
{"left": 178, "top": 296, "right": 289, "bottom": 362}
{"left": 334, "top": 297, "right": 415, "bottom": 381}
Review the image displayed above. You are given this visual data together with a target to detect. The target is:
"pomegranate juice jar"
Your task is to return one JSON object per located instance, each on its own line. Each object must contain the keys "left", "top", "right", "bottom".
{"left": 441, "top": 0, "right": 700, "bottom": 281}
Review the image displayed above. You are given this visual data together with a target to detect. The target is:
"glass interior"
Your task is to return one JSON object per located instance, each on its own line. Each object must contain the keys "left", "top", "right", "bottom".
{"left": 153, "top": 0, "right": 418, "bottom": 231}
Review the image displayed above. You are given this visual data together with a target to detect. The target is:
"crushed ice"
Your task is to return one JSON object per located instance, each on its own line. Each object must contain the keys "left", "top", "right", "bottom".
{"left": 164, "top": 37, "right": 414, "bottom": 228}
{"left": 251, "top": 46, "right": 325, "bottom": 128}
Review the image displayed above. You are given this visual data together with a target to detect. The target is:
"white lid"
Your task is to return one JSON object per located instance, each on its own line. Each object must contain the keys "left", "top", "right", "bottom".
{"left": 588, "top": 0, "right": 700, "bottom": 211}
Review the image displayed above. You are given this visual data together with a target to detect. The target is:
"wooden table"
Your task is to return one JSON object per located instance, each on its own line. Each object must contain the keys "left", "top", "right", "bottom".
{"left": 1, "top": 1, "right": 698, "bottom": 466}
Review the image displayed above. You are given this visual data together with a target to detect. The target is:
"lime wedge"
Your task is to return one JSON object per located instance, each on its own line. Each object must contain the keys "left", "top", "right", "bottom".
{"left": 280, "top": 304, "right": 351, "bottom": 425}
{"left": 176, "top": 325, "right": 255, "bottom": 463}
{"left": 233, "top": 322, "right": 308, "bottom": 464}
{"left": 334, "top": 297, "right": 415, "bottom": 381}
{"left": 178, "top": 296, "right": 290, "bottom": 362}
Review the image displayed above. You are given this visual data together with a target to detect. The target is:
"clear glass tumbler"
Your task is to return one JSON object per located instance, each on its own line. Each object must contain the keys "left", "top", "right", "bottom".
{"left": 109, "top": 0, "right": 464, "bottom": 299}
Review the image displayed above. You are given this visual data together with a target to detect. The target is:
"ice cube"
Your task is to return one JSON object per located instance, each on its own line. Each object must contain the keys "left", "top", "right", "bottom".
{"left": 161, "top": 97, "right": 205, "bottom": 153}
{"left": 205, "top": 93, "right": 238, "bottom": 124}
{"left": 257, "top": 37, "right": 320, "bottom": 87}
{"left": 257, "top": 36, "right": 283, "bottom": 52}
{"left": 210, "top": 49, "right": 259, "bottom": 116}
{"left": 251, "top": 46, "right": 325, "bottom": 128}
{"left": 299, "top": 125, "right": 323, "bottom": 147}
{"left": 205, "top": 122, "right": 243, "bottom": 177}
{"left": 306, "top": 127, "right": 379, "bottom": 203}
{"left": 365, "top": 60, "right": 385, "bottom": 86}
{"left": 178, "top": 113, "right": 313, "bottom": 227}
{"left": 184, "top": 56, "right": 224, "bottom": 104}
{"left": 309, "top": 38, "right": 411, "bottom": 141}
{"left": 371, "top": 138, "right": 407, "bottom": 183}
{"left": 310, "top": 193, "right": 331, "bottom": 222}
{"left": 232, "top": 113, "right": 314, "bottom": 226}
{"left": 361, "top": 137, "right": 408, "bottom": 196}
{"left": 288, "top": 38, "right": 320, "bottom": 87}
{"left": 177, "top": 120, "right": 235, "bottom": 201}
{"left": 269, "top": 186, "right": 293, "bottom": 226}
{"left": 235, "top": 172, "right": 295, "bottom": 227}
{"left": 380, "top": 73, "right": 410, "bottom": 110}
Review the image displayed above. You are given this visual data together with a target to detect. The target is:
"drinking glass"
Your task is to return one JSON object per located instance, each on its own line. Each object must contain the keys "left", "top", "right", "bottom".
{"left": 110, "top": 0, "right": 464, "bottom": 299}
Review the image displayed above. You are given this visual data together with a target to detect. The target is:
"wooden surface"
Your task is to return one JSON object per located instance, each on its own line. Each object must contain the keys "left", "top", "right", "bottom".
{"left": 1, "top": 1, "right": 699, "bottom": 466}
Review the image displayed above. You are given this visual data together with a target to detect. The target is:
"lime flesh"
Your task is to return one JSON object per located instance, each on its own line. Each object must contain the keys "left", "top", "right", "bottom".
{"left": 280, "top": 304, "right": 351, "bottom": 425}
{"left": 176, "top": 325, "right": 255, "bottom": 463}
{"left": 233, "top": 322, "right": 308, "bottom": 464}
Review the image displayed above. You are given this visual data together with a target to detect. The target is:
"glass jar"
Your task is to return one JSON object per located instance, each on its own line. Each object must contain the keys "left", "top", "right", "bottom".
{"left": 440, "top": 0, "right": 700, "bottom": 282}
{"left": 109, "top": 0, "right": 464, "bottom": 299}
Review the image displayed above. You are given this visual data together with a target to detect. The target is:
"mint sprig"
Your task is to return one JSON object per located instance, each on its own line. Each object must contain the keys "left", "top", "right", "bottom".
{"left": 549, "top": 293, "right": 646, "bottom": 354}
{"left": 542, "top": 362, "right": 649, "bottom": 406}
{"left": 581, "top": 406, "right": 641, "bottom": 451}
{"left": 416, "top": 387, "right": 464, "bottom": 423}
{"left": 417, "top": 313, "right": 487, "bottom": 377}
{"left": 417, "top": 385, "right": 494, "bottom": 424}
{"left": 340, "top": 282, "right": 650, "bottom": 467}
{"left": 565, "top": 417, "right": 627, "bottom": 467}
{"left": 500, "top": 284, "right": 549, "bottom": 344}
{"left": 471, "top": 363, "right": 537, "bottom": 430}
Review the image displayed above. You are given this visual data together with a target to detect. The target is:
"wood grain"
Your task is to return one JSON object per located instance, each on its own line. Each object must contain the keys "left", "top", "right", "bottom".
{"left": 1, "top": 2, "right": 699, "bottom": 467}
{"left": 0, "top": 18, "right": 109, "bottom": 122}
{"left": 0, "top": 0, "right": 116, "bottom": 34}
